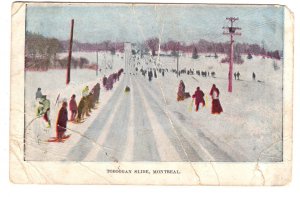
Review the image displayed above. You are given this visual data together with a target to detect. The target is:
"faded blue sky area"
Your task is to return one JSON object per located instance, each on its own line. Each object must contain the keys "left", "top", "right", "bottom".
{"left": 26, "top": 4, "right": 284, "bottom": 50}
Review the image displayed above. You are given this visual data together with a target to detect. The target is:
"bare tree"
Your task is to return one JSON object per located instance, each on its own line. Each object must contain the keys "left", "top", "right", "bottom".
{"left": 146, "top": 37, "right": 159, "bottom": 56}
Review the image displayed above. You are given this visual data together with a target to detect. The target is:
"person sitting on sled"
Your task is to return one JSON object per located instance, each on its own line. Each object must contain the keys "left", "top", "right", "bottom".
{"left": 56, "top": 101, "right": 68, "bottom": 142}
{"left": 36, "top": 95, "right": 51, "bottom": 128}
{"left": 192, "top": 87, "right": 205, "bottom": 112}
{"left": 209, "top": 84, "right": 223, "bottom": 114}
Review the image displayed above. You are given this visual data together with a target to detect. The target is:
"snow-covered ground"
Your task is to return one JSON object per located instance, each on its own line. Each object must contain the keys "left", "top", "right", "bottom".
{"left": 24, "top": 52, "right": 283, "bottom": 162}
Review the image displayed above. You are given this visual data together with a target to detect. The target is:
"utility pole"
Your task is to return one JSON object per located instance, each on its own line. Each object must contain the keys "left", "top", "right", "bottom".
{"left": 66, "top": 19, "right": 74, "bottom": 85}
{"left": 96, "top": 50, "right": 98, "bottom": 76}
{"left": 177, "top": 42, "right": 179, "bottom": 78}
{"left": 223, "top": 17, "right": 241, "bottom": 92}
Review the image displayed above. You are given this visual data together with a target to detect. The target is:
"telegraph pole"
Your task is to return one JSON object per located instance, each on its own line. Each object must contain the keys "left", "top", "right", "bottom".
{"left": 66, "top": 19, "right": 74, "bottom": 85}
{"left": 177, "top": 42, "right": 179, "bottom": 78}
{"left": 223, "top": 17, "right": 241, "bottom": 92}
{"left": 96, "top": 50, "right": 98, "bottom": 76}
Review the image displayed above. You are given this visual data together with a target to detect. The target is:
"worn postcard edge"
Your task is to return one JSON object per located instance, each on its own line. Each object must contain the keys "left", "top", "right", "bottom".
{"left": 9, "top": 2, "right": 294, "bottom": 185}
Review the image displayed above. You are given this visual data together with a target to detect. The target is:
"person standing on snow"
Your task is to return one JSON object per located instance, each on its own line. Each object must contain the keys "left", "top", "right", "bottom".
{"left": 252, "top": 72, "right": 256, "bottom": 81}
{"left": 209, "top": 84, "right": 223, "bottom": 114}
{"left": 69, "top": 94, "right": 78, "bottom": 122}
{"left": 148, "top": 70, "right": 153, "bottom": 81}
{"left": 83, "top": 95, "right": 90, "bottom": 117}
{"left": 87, "top": 92, "right": 94, "bottom": 112}
{"left": 192, "top": 87, "right": 205, "bottom": 111}
{"left": 35, "top": 88, "right": 43, "bottom": 100}
{"left": 237, "top": 71, "right": 240, "bottom": 80}
{"left": 92, "top": 83, "right": 100, "bottom": 104}
{"left": 177, "top": 80, "right": 185, "bottom": 101}
{"left": 107, "top": 74, "right": 114, "bottom": 90}
{"left": 37, "top": 95, "right": 51, "bottom": 128}
{"left": 82, "top": 86, "right": 89, "bottom": 97}
{"left": 56, "top": 101, "right": 68, "bottom": 142}
{"left": 76, "top": 96, "right": 86, "bottom": 122}
{"left": 103, "top": 75, "right": 107, "bottom": 87}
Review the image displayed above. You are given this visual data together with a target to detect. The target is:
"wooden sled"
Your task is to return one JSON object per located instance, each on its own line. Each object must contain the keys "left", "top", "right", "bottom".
{"left": 47, "top": 134, "right": 71, "bottom": 142}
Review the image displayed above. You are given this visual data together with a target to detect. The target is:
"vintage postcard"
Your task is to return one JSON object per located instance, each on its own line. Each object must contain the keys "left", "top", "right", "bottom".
{"left": 10, "top": 2, "right": 293, "bottom": 185}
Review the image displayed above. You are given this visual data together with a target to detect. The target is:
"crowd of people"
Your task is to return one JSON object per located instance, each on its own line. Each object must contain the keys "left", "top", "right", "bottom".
{"left": 124, "top": 55, "right": 223, "bottom": 115}
{"left": 171, "top": 68, "right": 216, "bottom": 78}
{"left": 102, "top": 68, "right": 123, "bottom": 90}
{"left": 177, "top": 80, "right": 223, "bottom": 115}
{"left": 129, "top": 55, "right": 222, "bottom": 115}
{"left": 139, "top": 67, "right": 167, "bottom": 81}
{"left": 76, "top": 83, "right": 101, "bottom": 123}
{"left": 34, "top": 68, "right": 124, "bottom": 142}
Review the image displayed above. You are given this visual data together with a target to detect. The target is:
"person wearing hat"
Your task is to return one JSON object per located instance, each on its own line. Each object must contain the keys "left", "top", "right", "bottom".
{"left": 69, "top": 94, "right": 78, "bottom": 122}
{"left": 209, "top": 84, "right": 223, "bottom": 114}
{"left": 192, "top": 87, "right": 205, "bottom": 112}
{"left": 56, "top": 101, "right": 68, "bottom": 142}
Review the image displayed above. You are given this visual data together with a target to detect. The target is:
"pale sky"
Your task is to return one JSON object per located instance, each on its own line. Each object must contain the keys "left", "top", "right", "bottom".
{"left": 26, "top": 4, "right": 284, "bottom": 50}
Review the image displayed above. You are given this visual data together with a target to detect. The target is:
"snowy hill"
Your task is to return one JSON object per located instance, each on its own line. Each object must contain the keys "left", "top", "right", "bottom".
{"left": 24, "top": 52, "right": 283, "bottom": 162}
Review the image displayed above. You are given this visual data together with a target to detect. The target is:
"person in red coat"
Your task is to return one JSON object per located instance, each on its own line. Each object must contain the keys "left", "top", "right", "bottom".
{"left": 69, "top": 94, "right": 78, "bottom": 121}
{"left": 177, "top": 80, "right": 185, "bottom": 101}
{"left": 56, "top": 101, "right": 68, "bottom": 141}
{"left": 192, "top": 87, "right": 205, "bottom": 112}
{"left": 209, "top": 84, "right": 223, "bottom": 114}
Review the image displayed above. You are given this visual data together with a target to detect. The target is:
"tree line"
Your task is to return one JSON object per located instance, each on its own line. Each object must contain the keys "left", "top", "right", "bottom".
{"left": 25, "top": 32, "right": 92, "bottom": 70}
{"left": 25, "top": 32, "right": 282, "bottom": 70}
{"left": 145, "top": 38, "right": 282, "bottom": 60}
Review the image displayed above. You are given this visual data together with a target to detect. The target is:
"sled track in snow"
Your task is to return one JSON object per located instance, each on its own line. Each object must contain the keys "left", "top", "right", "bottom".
{"left": 135, "top": 75, "right": 237, "bottom": 162}
{"left": 66, "top": 77, "right": 127, "bottom": 161}
{"left": 66, "top": 74, "right": 246, "bottom": 162}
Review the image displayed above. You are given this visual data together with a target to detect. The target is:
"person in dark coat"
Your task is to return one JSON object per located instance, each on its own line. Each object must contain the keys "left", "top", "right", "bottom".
{"left": 252, "top": 72, "right": 256, "bottom": 80}
{"left": 69, "top": 94, "right": 78, "bottom": 121}
{"left": 92, "top": 83, "right": 100, "bottom": 104}
{"left": 192, "top": 87, "right": 205, "bottom": 111}
{"left": 87, "top": 92, "right": 94, "bottom": 113}
{"left": 102, "top": 75, "right": 107, "bottom": 87}
{"left": 209, "top": 84, "right": 223, "bottom": 114}
{"left": 148, "top": 70, "right": 153, "bottom": 81}
{"left": 237, "top": 72, "right": 240, "bottom": 80}
{"left": 113, "top": 73, "right": 118, "bottom": 82}
{"left": 56, "top": 101, "right": 68, "bottom": 141}
{"left": 106, "top": 75, "right": 114, "bottom": 90}
{"left": 35, "top": 88, "right": 43, "bottom": 100}
{"left": 76, "top": 96, "right": 86, "bottom": 122}
{"left": 177, "top": 80, "right": 185, "bottom": 101}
